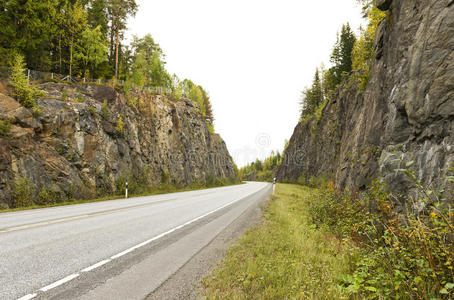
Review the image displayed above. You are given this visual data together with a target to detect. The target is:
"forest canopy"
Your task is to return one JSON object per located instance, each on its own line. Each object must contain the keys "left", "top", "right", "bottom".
{"left": 0, "top": 0, "right": 214, "bottom": 124}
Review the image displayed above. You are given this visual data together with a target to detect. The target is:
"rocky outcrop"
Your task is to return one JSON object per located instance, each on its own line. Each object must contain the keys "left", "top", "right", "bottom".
{"left": 277, "top": 0, "right": 454, "bottom": 201}
{"left": 0, "top": 83, "right": 236, "bottom": 208}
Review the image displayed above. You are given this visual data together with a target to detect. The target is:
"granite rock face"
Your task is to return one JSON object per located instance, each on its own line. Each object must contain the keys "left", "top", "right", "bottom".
{"left": 277, "top": 0, "right": 454, "bottom": 201}
{"left": 0, "top": 83, "right": 236, "bottom": 207}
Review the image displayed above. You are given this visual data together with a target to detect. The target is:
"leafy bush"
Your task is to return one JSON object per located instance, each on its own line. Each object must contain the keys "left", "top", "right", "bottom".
{"left": 308, "top": 176, "right": 454, "bottom": 299}
{"left": 8, "top": 54, "right": 44, "bottom": 108}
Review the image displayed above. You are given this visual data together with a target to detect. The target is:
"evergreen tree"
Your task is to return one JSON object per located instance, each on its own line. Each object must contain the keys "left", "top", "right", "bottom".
{"left": 300, "top": 69, "right": 323, "bottom": 118}
{"left": 107, "top": 0, "right": 137, "bottom": 79}
{"left": 9, "top": 54, "right": 43, "bottom": 108}
{"left": 330, "top": 23, "right": 356, "bottom": 85}
{"left": 201, "top": 88, "right": 214, "bottom": 124}
{"left": 88, "top": 0, "right": 109, "bottom": 36}
{"left": 0, "top": 0, "right": 58, "bottom": 70}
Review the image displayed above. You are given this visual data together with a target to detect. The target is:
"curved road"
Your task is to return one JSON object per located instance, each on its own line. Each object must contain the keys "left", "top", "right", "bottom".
{"left": 0, "top": 182, "right": 271, "bottom": 300}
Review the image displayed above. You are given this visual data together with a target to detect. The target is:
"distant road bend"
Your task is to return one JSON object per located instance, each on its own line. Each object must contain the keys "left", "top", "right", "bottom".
{"left": 0, "top": 182, "right": 271, "bottom": 300}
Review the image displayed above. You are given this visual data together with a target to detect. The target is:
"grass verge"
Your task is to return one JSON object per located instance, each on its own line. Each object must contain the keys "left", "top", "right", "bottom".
{"left": 204, "top": 183, "right": 353, "bottom": 299}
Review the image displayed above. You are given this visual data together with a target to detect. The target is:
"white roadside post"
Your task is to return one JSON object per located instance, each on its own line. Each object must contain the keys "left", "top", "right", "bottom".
{"left": 125, "top": 181, "right": 128, "bottom": 198}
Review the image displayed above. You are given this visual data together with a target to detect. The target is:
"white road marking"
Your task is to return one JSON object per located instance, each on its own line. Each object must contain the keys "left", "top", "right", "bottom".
{"left": 16, "top": 185, "right": 267, "bottom": 300}
{"left": 81, "top": 259, "right": 111, "bottom": 272}
{"left": 16, "top": 294, "right": 36, "bottom": 300}
{"left": 39, "top": 274, "right": 80, "bottom": 292}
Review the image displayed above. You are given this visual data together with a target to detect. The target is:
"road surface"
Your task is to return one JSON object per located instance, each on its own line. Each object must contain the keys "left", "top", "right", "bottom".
{"left": 0, "top": 182, "right": 271, "bottom": 300}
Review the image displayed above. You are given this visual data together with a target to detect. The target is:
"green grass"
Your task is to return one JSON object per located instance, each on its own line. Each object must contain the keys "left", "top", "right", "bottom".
{"left": 0, "top": 181, "right": 243, "bottom": 214}
{"left": 204, "top": 183, "right": 353, "bottom": 299}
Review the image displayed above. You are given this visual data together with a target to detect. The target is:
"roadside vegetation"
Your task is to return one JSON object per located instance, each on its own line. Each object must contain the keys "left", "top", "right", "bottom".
{"left": 238, "top": 151, "right": 283, "bottom": 182}
{"left": 204, "top": 183, "right": 352, "bottom": 299}
{"left": 2, "top": 175, "right": 241, "bottom": 213}
{"left": 206, "top": 174, "right": 454, "bottom": 299}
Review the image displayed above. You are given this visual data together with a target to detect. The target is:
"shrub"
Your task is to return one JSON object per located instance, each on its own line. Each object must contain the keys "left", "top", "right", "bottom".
{"left": 76, "top": 93, "right": 86, "bottom": 103}
{"left": 207, "top": 123, "right": 214, "bottom": 134}
{"left": 12, "top": 178, "right": 35, "bottom": 208}
{"left": 116, "top": 115, "right": 124, "bottom": 133}
{"left": 308, "top": 176, "right": 454, "bottom": 299}
{"left": 36, "top": 186, "right": 58, "bottom": 205}
{"left": 101, "top": 99, "right": 110, "bottom": 118}
{"left": 61, "top": 91, "right": 69, "bottom": 100}
{"left": 0, "top": 120, "right": 12, "bottom": 136}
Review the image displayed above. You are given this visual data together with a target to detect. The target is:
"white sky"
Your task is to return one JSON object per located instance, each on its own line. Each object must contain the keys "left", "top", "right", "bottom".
{"left": 127, "top": 0, "right": 365, "bottom": 167}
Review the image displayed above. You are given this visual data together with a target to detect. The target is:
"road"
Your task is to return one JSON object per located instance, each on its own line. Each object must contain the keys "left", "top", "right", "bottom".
{"left": 0, "top": 182, "right": 271, "bottom": 300}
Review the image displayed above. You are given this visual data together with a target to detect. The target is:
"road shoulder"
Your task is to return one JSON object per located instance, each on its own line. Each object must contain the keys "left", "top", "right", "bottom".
{"left": 146, "top": 187, "right": 270, "bottom": 300}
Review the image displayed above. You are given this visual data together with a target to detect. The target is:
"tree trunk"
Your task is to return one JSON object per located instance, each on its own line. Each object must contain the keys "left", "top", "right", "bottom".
{"left": 59, "top": 35, "right": 62, "bottom": 73}
{"left": 69, "top": 38, "right": 73, "bottom": 80}
{"left": 109, "top": 15, "right": 115, "bottom": 63}
{"left": 115, "top": 8, "right": 120, "bottom": 80}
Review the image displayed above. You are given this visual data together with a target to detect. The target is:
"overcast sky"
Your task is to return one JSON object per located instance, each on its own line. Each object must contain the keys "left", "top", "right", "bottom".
{"left": 127, "top": 0, "right": 365, "bottom": 167}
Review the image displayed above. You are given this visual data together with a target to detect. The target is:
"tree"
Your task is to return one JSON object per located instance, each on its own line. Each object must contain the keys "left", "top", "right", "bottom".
{"left": 129, "top": 50, "right": 147, "bottom": 87}
{"left": 351, "top": 7, "right": 387, "bottom": 90}
{"left": 131, "top": 34, "right": 162, "bottom": 60}
{"left": 202, "top": 91, "right": 214, "bottom": 124}
{"left": 129, "top": 34, "right": 170, "bottom": 87}
{"left": 329, "top": 23, "right": 356, "bottom": 85}
{"left": 107, "top": 0, "right": 138, "bottom": 79}
{"left": 0, "top": 0, "right": 58, "bottom": 70}
{"left": 9, "top": 54, "right": 43, "bottom": 108}
{"left": 300, "top": 69, "right": 323, "bottom": 118}
{"left": 75, "top": 26, "right": 108, "bottom": 77}
{"left": 88, "top": 0, "right": 109, "bottom": 36}
{"left": 62, "top": 1, "right": 87, "bottom": 78}
{"left": 149, "top": 51, "right": 171, "bottom": 87}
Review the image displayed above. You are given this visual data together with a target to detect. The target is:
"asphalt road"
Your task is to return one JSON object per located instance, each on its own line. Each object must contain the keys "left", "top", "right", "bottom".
{"left": 0, "top": 182, "right": 271, "bottom": 300}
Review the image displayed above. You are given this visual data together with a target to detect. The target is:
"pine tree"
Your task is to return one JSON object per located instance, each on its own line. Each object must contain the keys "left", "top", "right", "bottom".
{"left": 107, "top": 0, "right": 138, "bottom": 79}
{"left": 9, "top": 54, "right": 43, "bottom": 108}
{"left": 202, "top": 89, "right": 214, "bottom": 124}
{"left": 0, "top": 0, "right": 59, "bottom": 70}
{"left": 300, "top": 69, "right": 323, "bottom": 119}
{"left": 329, "top": 23, "right": 356, "bottom": 85}
{"left": 88, "top": 0, "right": 109, "bottom": 36}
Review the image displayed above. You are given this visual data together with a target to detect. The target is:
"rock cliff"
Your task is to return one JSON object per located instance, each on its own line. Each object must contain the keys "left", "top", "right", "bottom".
{"left": 277, "top": 0, "right": 454, "bottom": 200}
{"left": 0, "top": 82, "right": 236, "bottom": 208}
